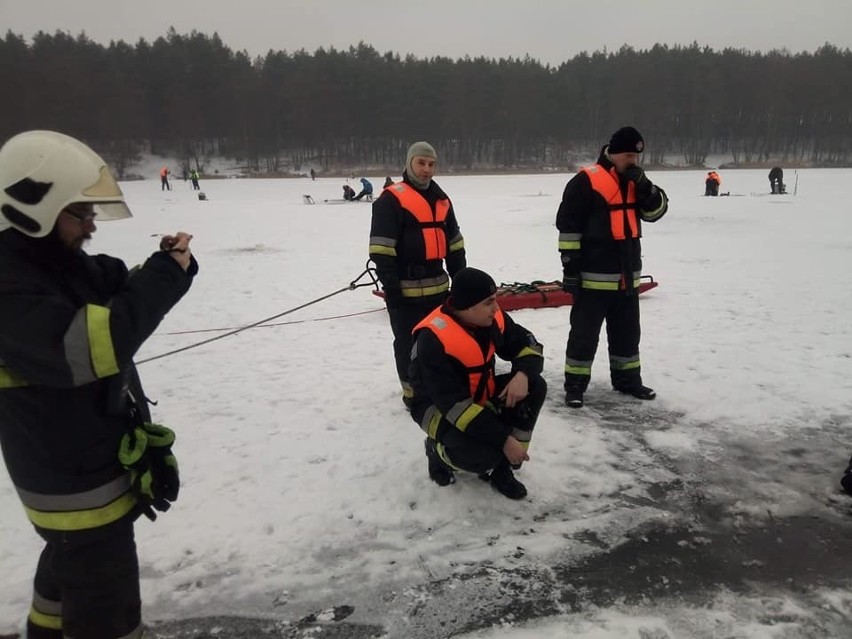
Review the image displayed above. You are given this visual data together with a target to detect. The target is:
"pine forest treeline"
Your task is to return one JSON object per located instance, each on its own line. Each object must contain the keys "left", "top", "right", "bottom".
{"left": 1, "top": 28, "right": 851, "bottom": 175}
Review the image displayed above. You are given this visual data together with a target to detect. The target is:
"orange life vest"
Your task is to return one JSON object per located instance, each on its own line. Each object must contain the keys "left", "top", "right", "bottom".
{"left": 581, "top": 165, "right": 639, "bottom": 240}
{"left": 707, "top": 171, "right": 721, "bottom": 184}
{"left": 385, "top": 183, "right": 450, "bottom": 260}
{"left": 160, "top": 167, "right": 169, "bottom": 178}
{"left": 414, "top": 307, "right": 507, "bottom": 404}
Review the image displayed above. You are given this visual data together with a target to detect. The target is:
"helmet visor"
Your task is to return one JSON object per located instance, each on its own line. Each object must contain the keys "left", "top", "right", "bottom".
{"left": 93, "top": 201, "right": 132, "bottom": 220}
{"left": 83, "top": 165, "right": 132, "bottom": 220}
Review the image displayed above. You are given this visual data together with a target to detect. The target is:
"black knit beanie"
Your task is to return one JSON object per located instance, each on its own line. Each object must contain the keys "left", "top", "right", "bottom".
{"left": 608, "top": 126, "right": 645, "bottom": 154}
{"left": 449, "top": 268, "right": 497, "bottom": 310}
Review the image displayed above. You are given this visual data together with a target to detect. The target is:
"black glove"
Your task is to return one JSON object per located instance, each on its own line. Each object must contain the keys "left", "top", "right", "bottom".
{"left": 622, "top": 164, "right": 646, "bottom": 184}
{"left": 562, "top": 273, "right": 580, "bottom": 296}
{"left": 384, "top": 287, "right": 403, "bottom": 309}
{"left": 142, "top": 422, "right": 180, "bottom": 509}
{"left": 623, "top": 165, "right": 654, "bottom": 202}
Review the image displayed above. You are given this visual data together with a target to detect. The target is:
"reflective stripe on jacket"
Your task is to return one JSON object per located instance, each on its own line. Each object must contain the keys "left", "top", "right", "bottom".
{"left": 17, "top": 474, "right": 136, "bottom": 531}
{"left": 413, "top": 306, "right": 507, "bottom": 404}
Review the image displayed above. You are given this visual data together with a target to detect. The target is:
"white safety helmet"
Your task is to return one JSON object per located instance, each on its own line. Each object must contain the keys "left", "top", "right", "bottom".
{"left": 0, "top": 130, "right": 131, "bottom": 237}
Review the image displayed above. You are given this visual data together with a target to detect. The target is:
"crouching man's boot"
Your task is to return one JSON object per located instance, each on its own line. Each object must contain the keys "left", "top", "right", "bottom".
{"left": 482, "top": 462, "right": 527, "bottom": 500}
{"left": 425, "top": 438, "right": 455, "bottom": 486}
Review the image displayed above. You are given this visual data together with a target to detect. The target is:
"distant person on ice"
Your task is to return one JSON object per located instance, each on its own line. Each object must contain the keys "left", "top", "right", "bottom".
{"left": 190, "top": 169, "right": 201, "bottom": 191}
{"left": 383, "top": 176, "right": 394, "bottom": 188}
{"left": 705, "top": 170, "right": 721, "bottom": 196}
{"left": 557, "top": 126, "right": 669, "bottom": 409}
{"left": 310, "top": 168, "right": 316, "bottom": 181}
{"left": 369, "top": 141, "right": 466, "bottom": 409}
{"left": 160, "top": 165, "right": 171, "bottom": 191}
{"left": 342, "top": 184, "right": 357, "bottom": 201}
{"left": 408, "top": 267, "right": 546, "bottom": 499}
{"left": 0, "top": 130, "right": 197, "bottom": 638}
{"left": 768, "top": 166, "right": 786, "bottom": 194}
{"left": 353, "top": 177, "right": 374, "bottom": 201}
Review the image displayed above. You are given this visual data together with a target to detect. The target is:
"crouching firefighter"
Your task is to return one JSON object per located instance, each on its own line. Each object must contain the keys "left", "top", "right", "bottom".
{"left": 0, "top": 131, "right": 198, "bottom": 638}
{"left": 408, "top": 268, "right": 547, "bottom": 500}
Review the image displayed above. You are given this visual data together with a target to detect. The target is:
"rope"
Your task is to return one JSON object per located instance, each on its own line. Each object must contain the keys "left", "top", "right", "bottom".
{"left": 159, "top": 307, "right": 383, "bottom": 336}
{"left": 137, "top": 263, "right": 380, "bottom": 365}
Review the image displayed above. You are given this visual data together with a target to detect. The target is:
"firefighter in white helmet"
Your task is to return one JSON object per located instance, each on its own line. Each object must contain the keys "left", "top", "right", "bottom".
{"left": 0, "top": 130, "right": 198, "bottom": 638}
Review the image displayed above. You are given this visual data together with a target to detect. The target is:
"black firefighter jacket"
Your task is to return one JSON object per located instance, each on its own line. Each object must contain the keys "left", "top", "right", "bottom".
{"left": 557, "top": 150, "right": 668, "bottom": 293}
{"left": 0, "top": 229, "right": 197, "bottom": 532}
{"left": 409, "top": 307, "right": 544, "bottom": 449}
{"left": 368, "top": 170, "right": 466, "bottom": 306}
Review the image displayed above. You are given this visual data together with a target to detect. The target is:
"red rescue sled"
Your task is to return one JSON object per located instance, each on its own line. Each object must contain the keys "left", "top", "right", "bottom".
{"left": 371, "top": 275, "right": 659, "bottom": 311}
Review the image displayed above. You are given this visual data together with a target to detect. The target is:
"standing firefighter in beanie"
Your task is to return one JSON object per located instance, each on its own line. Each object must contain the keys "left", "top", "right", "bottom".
{"left": 557, "top": 126, "right": 668, "bottom": 408}
{"left": 369, "top": 141, "right": 466, "bottom": 408}
{"left": 408, "top": 268, "right": 547, "bottom": 499}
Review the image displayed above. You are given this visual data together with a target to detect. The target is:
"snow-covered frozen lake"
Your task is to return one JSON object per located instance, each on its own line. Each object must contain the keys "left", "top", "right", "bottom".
{"left": 2, "top": 168, "right": 851, "bottom": 638}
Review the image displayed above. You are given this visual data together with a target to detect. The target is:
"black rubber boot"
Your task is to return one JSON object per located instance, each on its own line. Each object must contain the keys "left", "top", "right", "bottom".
{"left": 425, "top": 438, "right": 455, "bottom": 486}
{"left": 565, "top": 387, "right": 584, "bottom": 408}
{"left": 486, "top": 463, "right": 527, "bottom": 500}
{"left": 614, "top": 384, "right": 656, "bottom": 400}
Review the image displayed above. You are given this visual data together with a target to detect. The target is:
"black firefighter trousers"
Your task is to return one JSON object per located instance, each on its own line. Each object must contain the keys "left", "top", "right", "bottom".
{"left": 27, "top": 517, "right": 142, "bottom": 639}
{"left": 437, "top": 373, "right": 548, "bottom": 474}
{"left": 387, "top": 297, "right": 445, "bottom": 397}
{"left": 564, "top": 288, "right": 643, "bottom": 392}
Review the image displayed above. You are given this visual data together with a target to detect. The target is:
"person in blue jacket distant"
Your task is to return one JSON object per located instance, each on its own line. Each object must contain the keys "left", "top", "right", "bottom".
{"left": 354, "top": 177, "right": 374, "bottom": 201}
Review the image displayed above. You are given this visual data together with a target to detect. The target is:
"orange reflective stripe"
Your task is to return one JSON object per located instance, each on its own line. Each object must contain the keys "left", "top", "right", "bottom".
{"left": 414, "top": 308, "right": 506, "bottom": 403}
{"left": 432, "top": 198, "right": 450, "bottom": 259}
{"left": 582, "top": 165, "right": 639, "bottom": 240}
{"left": 386, "top": 183, "right": 450, "bottom": 260}
{"left": 609, "top": 209, "right": 624, "bottom": 239}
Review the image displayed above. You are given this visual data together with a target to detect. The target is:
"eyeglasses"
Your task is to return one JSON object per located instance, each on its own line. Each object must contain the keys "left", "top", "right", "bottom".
{"left": 62, "top": 207, "right": 97, "bottom": 223}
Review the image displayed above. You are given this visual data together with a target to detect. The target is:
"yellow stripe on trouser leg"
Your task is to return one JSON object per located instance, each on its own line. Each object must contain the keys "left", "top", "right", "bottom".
{"left": 435, "top": 441, "right": 462, "bottom": 471}
{"left": 511, "top": 428, "right": 532, "bottom": 453}
{"left": 29, "top": 604, "right": 62, "bottom": 630}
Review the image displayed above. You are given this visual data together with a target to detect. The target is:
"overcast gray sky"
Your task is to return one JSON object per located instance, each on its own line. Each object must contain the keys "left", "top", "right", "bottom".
{"left": 1, "top": 0, "right": 849, "bottom": 64}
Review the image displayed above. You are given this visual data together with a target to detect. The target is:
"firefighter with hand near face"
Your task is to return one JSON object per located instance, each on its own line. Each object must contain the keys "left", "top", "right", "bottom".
{"left": 557, "top": 126, "right": 669, "bottom": 409}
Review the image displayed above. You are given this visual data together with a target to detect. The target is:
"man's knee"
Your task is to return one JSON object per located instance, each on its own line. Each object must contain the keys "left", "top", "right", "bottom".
{"left": 528, "top": 373, "right": 547, "bottom": 398}
{"left": 567, "top": 334, "right": 599, "bottom": 359}
{"left": 523, "top": 374, "right": 547, "bottom": 413}
{"left": 502, "top": 374, "right": 547, "bottom": 432}
{"left": 44, "top": 521, "right": 141, "bottom": 638}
